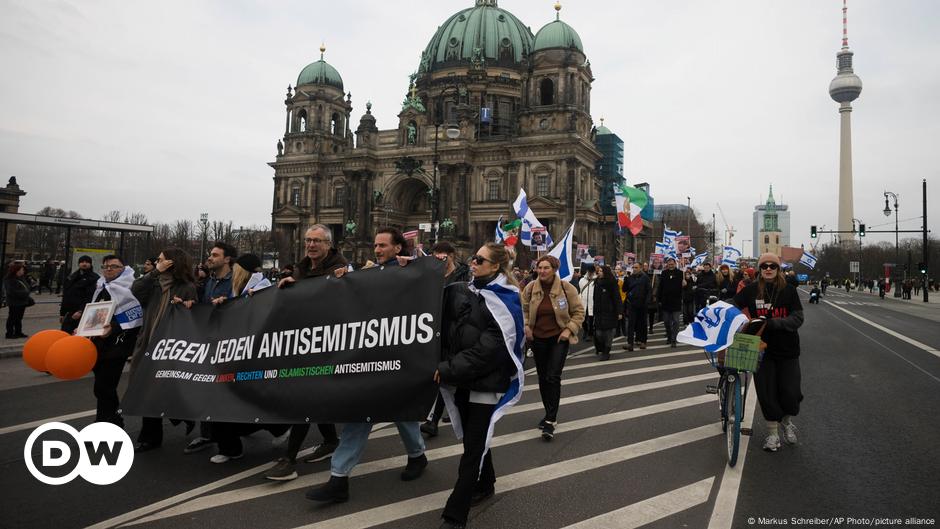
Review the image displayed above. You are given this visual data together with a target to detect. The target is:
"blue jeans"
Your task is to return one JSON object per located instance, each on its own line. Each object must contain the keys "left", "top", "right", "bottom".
{"left": 330, "top": 421, "right": 425, "bottom": 477}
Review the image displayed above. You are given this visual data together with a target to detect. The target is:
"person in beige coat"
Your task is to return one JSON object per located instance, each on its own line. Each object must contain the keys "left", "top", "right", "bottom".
{"left": 521, "top": 255, "right": 585, "bottom": 441}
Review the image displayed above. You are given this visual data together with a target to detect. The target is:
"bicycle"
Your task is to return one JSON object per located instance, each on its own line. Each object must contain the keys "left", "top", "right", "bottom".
{"left": 702, "top": 299, "right": 765, "bottom": 467}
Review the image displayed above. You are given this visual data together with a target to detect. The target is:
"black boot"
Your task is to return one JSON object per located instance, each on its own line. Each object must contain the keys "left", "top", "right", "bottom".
{"left": 401, "top": 453, "right": 428, "bottom": 481}
{"left": 305, "top": 475, "right": 349, "bottom": 503}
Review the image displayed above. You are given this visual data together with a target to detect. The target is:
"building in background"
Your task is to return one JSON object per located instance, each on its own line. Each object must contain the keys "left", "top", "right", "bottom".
{"left": 0, "top": 177, "right": 27, "bottom": 262}
{"left": 757, "top": 185, "right": 785, "bottom": 256}
{"left": 594, "top": 118, "right": 623, "bottom": 216}
{"left": 752, "top": 185, "right": 790, "bottom": 257}
{"left": 829, "top": 0, "right": 862, "bottom": 245}
{"left": 270, "top": 1, "right": 605, "bottom": 265}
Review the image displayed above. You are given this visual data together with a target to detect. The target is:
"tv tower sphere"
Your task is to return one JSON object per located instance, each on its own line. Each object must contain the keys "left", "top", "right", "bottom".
{"left": 829, "top": 48, "right": 862, "bottom": 103}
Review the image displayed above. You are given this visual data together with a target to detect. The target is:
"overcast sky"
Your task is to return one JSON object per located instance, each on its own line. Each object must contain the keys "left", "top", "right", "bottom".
{"left": 2, "top": 0, "right": 937, "bottom": 254}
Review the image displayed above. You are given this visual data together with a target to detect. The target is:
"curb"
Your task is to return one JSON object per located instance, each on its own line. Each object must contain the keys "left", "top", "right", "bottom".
{"left": 0, "top": 347, "right": 23, "bottom": 359}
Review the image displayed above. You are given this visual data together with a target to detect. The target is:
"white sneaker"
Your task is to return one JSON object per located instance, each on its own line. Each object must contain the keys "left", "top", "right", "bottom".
{"left": 210, "top": 452, "right": 244, "bottom": 464}
{"left": 782, "top": 419, "right": 798, "bottom": 445}
{"left": 762, "top": 433, "right": 781, "bottom": 452}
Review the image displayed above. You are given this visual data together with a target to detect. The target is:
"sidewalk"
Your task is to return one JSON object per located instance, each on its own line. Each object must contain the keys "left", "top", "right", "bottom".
{"left": 0, "top": 293, "right": 66, "bottom": 358}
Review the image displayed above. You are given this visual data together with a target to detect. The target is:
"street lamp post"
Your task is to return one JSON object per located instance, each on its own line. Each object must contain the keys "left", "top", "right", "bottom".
{"left": 852, "top": 217, "right": 863, "bottom": 287}
{"left": 883, "top": 191, "right": 900, "bottom": 297}
{"left": 199, "top": 213, "right": 209, "bottom": 263}
{"left": 431, "top": 84, "right": 465, "bottom": 245}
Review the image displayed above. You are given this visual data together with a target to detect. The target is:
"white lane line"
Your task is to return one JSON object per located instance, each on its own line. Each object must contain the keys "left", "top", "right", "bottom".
{"left": 823, "top": 300, "right": 940, "bottom": 358}
{"left": 0, "top": 409, "right": 95, "bottom": 436}
{"left": 563, "top": 477, "right": 716, "bottom": 529}
{"left": 289, "top": 425, "right": 720, "bottom": 529}
{"left": 707, "top": 374, "right": 758, "bottom": 529}
{"left": 124, "top": 395, "right": 715, "bottom": 526}
{"left": 521, "top": 360, "right": 706, "bottom": 393}
{"left": 523, "top": 340, "right": 680, "bottom": 376}
{"left": 366, "top": 373, "right": 716, "bottom": 440}
{"left": 563, "top": 349, "right": 702, "bottom": 372}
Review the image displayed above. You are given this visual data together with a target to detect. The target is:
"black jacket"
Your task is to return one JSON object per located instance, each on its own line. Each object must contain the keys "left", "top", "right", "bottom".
{"left": 60, "top": 269, "right": 100, "bottom": 316}
{"left": 91, "top": 288, "right": 140, "bottom": 361}
{"left": 717, "top": 274, "right": 735, "bottom": 300}
{"left": 437, "top": 282, "right": 514, "bottom": 393}
{"left": 592, "top": 280, "right": 623, "bottom": 330}
{"left": 622, "top": 272, "right": 651, "bottom": 308}
{"left": 445, "top": 262, "right": 471, "bottom": 285}
{"left": 657, "top": 269, "right": 684, "bottom": 311}
{"left": 296, "top": 248, "right": 348, "bottom": 279}
{"left": 3, "top": 277, "right": 32, "bottom": 307}
{"left": 733, "top": 282, "right": 804, "bottom": 358}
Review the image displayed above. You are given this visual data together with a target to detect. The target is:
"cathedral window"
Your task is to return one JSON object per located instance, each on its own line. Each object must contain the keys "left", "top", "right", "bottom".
{"left": 334, "top": 186, "right": 346, "bottom": 207}
{"left": 487, "top": 179, "right": 500, "bottom": 201}
{"left": 539, "top": 78, "right": 554, "bottom": 106}
{"left": 764, "top": 235, "right": 769, "bottom": 244}
{"left": 291, "top": 186, "right": 302, "bottom": 207}
{"left": 536, "top": 175, "right": 550, "bottom": 197}
{"left": 298, "top": 110, "right": 307, "bottom": 132}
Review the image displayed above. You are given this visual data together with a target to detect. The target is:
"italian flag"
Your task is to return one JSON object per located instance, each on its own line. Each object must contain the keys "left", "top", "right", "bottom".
{"left": 615, "top": 183, "right": 647, "bottom": 235}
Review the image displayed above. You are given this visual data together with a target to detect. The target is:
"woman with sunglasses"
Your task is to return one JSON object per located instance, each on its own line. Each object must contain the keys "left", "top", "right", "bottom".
{"left": 521, "top": 255, "right": 584, "bottom": 441}
{"left": 733, "top": 253, "right": 805, "bottom": 452}
{"left": 435, "top": 243, "right": 524, "bottom": 529}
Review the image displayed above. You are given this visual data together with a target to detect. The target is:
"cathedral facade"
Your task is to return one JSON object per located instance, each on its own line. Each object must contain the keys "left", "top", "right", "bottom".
{"left": 270, "top": 1, "right": 605, "bottom": 265}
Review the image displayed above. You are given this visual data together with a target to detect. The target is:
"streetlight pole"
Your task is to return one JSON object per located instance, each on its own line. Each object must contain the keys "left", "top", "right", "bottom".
{"left": 431, "top": 84, "right": 466, "bottom": 245}
{"left": 922, "top": 179, "right": 929, "bottom": 303}
{"left": 431, "top": 122, "right": 439, "bottom": 245}
{"left": 686, "top": 196, "right": 691, "bottom": 239}
{"left": 199, "top": 213, "right": 209, "bottom": 263}
{"left": 852, "top": 217, "right": 863, "bottom": 287}
{"left": 884, "top": 191, "right": 900, "bottom": 297}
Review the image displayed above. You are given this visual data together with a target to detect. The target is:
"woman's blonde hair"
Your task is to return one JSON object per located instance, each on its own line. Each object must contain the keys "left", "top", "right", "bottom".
{"left": 231, "top": 263, "right": 252, "bottom": 297}
{"left": 482, "top": 242, "right": 519, "bottom": 288}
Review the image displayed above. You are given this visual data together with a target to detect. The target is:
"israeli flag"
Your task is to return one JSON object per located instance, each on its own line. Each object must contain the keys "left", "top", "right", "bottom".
{"left": 547, "top": 221, "right": 576, "bottom": 281}
{"left": 655, "top": 242, "right": 670, "bottom": 255}
{"left": 691, "top": 252, "right": 709, "bottom": 268}
{"left": 663, "top": 227, "right": 679, "bottom": 252}
{"left": 722, "top": 246, "right": 742, "bottom": 268}
{"left": 512, "top": 188, "right": 553, "bottom": 248}
{"left": 677, "top": 301, "right": 748, "bottom": 353}
{"left": 495, "top": 215, "right": 505, "bottom": 243}
{"left": 800, "top": 251, "right": 817, "bottom": 270}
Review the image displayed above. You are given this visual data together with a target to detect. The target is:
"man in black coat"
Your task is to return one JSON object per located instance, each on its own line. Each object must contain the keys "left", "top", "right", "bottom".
{"left": 59, "top": 255, "right": 100, "bottom": 334}
{"left": 621, "top": 266, "right": 651, "bottom": 351}
{"left": 657, "top": 258, "right": 685, "bottom": 347}
{"left": 694, "top": 262, "right": 718, "bottom": 311}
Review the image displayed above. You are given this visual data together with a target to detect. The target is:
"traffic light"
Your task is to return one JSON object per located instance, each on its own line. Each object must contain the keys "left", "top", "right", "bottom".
{"left": 810, "top": 225, "right": 817, "bottom": 238}
{"left": 858, "top": 223, "right": 866, "bottom": 237}
{"left": 920, "top": 262, "right": 927, "bottom": 274}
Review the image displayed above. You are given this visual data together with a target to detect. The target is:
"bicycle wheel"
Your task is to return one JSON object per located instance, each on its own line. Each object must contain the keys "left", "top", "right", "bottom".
{"left": 725, "top": 374, "right": 742, "bottom": 466}
{"left": 719, "top": 377, "right": 728, "bottom": 433}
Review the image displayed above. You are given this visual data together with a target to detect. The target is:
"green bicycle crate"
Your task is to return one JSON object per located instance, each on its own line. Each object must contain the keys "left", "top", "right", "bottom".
{"left": 722, "top": 333, "right": 763, "bottom": 372}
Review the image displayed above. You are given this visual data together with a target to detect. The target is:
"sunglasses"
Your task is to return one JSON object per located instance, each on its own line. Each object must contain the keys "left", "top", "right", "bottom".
{"left": 759, "top": 263, "right": 779, "bottom": 270}
{"left": 470, "top": 255, "right": 496, "bottom": 265}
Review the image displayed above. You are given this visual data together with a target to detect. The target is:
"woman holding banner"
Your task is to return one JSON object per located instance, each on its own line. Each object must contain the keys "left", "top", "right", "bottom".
{"left": 732, "top": 253, "right": 804, "bottom": 453}
{"left": 522, "top": 255, "right": 584, "bottom": 441}
{"left": 130, "top": 248, "right": 198, "bottom": 452}
{"left": 435, "top": 242, "right": 524, "bottom": 529}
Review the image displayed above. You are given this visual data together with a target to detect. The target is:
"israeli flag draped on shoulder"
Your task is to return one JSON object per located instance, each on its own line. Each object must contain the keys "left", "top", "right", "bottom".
{"left": 547, "top": 220, "right": 576, "bottom": 281}
{"left": 439, "top": 273, "right": 525, "bottom": 468}
{"left": 92, "top": 266, "right": 143, "bottom": 330}
{"left": 800, "top": 251, "right": 817, "bottom": 270}
{"left": 495, "top": 215, "right": 506, "bottom": 244}
{"left": 241, "top": 272, "right": 272, "bottom": 296}
{"left": 512, "top": 188, "right": 553, "bottom": 248}
{"left": 677, "top": 300, "right": 748, "bottom": 353}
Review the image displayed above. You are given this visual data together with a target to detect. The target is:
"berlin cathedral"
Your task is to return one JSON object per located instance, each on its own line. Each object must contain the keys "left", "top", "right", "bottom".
{"left": 270, "top": 0, "right": 616, "bottom": 265}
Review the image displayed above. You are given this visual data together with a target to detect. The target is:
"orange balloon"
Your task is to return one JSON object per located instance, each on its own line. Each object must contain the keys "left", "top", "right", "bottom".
{"left": 22, "top": 330, "right": 70, "bottom": 372}
{"left": 45, "top": 336, "right": 98, "bottom": 380}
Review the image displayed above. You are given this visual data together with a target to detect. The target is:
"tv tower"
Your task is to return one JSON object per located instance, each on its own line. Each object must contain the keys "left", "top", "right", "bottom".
{"left": 829, "top": 0, "right": 862, "bottom": 243}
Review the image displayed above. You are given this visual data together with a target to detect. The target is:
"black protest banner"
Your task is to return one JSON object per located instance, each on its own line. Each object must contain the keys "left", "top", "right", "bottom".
{"left": 121, "top": 258, "right": 444, "bottom": 424}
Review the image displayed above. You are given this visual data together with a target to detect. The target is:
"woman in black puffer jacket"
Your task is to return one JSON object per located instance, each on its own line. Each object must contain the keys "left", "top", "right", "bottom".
{"left": 435, "top": 243, "right": 521, "bottom": 529}
{"left": 592, "top": 265, "right": 623, "bottom": 361}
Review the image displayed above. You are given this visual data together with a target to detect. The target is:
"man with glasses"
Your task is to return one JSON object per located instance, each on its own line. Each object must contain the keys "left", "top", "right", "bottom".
{"left": 88, "top": 255, "right": 140, "bottom": 427}
{"left": 306, "top": 227, "right": 428, "bottom": 502}
{"left": 266, "top": 224, "right": 347, "bottom": 481}
{"left": 59, "top": 255, "right": 99, "bottom": 334}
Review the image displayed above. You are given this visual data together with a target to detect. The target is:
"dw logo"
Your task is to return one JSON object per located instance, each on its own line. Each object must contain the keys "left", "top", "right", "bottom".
{"left": 23, "top": 422, "right": 134, "bottom": 485}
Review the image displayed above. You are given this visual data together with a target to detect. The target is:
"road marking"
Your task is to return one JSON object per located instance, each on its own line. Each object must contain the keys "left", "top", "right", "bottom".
{"left": 521, "top": 359, "right": 706, "bottom": 393}
{"left": 823, "top": 300, "right": 940, "bottom": 358}
{"left": 287, "top": 425, "right": 720, "bottom": 529}
{"left": 707, "top": 375, "right": 758, "bottom": 529}
{"left": 562, "top": 349, "right": 702, "bottom": 373}
{"left": 123, "top": 395, "right": 715, "bottom": 526}
{"left": 0, "top": 409, "right": 95, "bottom": 436}
{"left": 563, "top": 477, "right": 715, "bottom": 529}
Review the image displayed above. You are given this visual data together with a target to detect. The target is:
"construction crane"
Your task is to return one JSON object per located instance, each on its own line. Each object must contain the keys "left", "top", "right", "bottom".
{"left": 716, "top": 202, "right": 735, "bottom": 247}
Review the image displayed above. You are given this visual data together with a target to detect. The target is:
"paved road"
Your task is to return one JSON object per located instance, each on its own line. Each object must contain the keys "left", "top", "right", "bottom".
{"left": 1, "top": 291, "right": 938, "bottom": 529}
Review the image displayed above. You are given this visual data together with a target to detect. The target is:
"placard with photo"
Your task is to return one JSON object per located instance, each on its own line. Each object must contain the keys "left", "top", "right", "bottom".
{"left": 76, "top": 301, "right": 115, "bottom": 337}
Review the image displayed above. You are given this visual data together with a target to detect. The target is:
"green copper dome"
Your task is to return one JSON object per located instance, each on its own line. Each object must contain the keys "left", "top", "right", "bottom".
{"left": 297, "top": 58, "right": 344, "bottom": 90}
{"left": 419, "top": 0, "right": 535, "bottom": 73}
{"left": 533, "top": 19, "right": 583, "bottom": 53}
